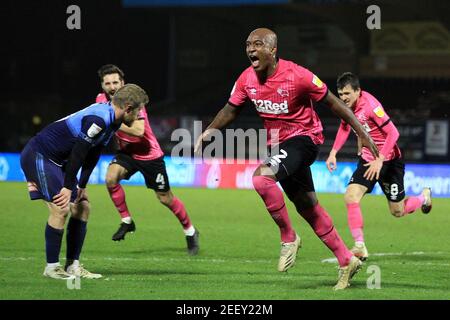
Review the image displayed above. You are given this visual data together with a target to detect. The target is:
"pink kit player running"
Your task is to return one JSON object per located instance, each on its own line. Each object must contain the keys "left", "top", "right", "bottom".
{"left": 326, "top": 72, "right": 432, "bottom": 260}
{"left": 196, "top": 28, "right": 380, "bottom": 290}
{"left": 96, "top": 64, "right": 199, "bottom": 255}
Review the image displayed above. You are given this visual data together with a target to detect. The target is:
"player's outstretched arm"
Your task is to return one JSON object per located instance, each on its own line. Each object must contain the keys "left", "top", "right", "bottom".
{"left": 194, "top": 103, "right": 242, "bottom": 154}
{"left": 323, "top": 91, "right": 379, "bottom": 158}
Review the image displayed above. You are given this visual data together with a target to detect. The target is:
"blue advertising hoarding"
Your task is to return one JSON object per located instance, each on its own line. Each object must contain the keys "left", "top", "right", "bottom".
{"left": 1, "top": 153, "right": 449, "bottom": 197}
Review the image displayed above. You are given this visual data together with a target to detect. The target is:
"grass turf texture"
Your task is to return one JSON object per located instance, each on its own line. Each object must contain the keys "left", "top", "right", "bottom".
{"left": 0, "top": 181, "right": 449, "bottom": 300}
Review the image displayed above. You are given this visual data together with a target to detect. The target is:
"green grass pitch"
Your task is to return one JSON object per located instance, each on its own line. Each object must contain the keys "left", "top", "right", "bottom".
{"left": 0, "top": 181, "right": 449, "bottom": 300}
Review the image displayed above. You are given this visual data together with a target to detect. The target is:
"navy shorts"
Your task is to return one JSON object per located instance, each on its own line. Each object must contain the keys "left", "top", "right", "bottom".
{"left": 20, "top": 140, "right": 78, "bottom": 202}
{"left": 265, "top": 135, "right": 319, "bottom": 200}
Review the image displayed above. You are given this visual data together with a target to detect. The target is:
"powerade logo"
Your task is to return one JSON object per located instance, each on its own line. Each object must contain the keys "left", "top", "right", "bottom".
{"left": 404, "top": 170, "right": 450, "bottom": 195}
{"left": 251, "top": 99, "right": 288, "bottom": 114}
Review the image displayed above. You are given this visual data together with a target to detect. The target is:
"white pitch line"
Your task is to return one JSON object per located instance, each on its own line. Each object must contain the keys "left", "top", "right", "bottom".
{"left": 321, "top": 251, "right": 449, "bottom": 264}
{"left": 0, "top": 256, "right": 289, "bottom": 265}
{"left": 0, "top": 257, "right": 33, "bottom": 261}
{"left": 1, "top": 251, "right": 449, "bottom": 267}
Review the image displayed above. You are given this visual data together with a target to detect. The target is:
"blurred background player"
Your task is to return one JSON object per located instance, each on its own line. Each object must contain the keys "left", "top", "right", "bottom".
{"left": 195, "top": 28, "right": 380, "bottom": 290}
{"left": 20, "top": 84, "right": 147, "bottom": 280}
{"left": 326, "top": 72, "right": 433, "bottom": 260}
{"left": 96, "top": 64, "right": 200, "bottom": 255}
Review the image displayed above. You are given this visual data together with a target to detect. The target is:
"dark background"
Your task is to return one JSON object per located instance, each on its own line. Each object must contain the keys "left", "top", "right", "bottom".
{"left": 2, "top": 0, "right": 450, "bottom": 161}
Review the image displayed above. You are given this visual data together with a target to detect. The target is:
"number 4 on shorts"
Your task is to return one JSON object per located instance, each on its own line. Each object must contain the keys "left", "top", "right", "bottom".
{"left": 156, "top": 173, "right": 165, "bottom": 185}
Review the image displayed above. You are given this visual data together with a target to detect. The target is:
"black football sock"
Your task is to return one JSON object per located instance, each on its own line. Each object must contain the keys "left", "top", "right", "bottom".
{"left": 45, "top": 223, "right": 63, "bottom": 264}
{"left": 66, "top": 217, "right": 87, "bottom": 266}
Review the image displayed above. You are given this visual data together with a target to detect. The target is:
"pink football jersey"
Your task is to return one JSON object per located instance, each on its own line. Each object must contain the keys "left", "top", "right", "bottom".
{"left": 228, "top": 59, "right": 328, "bottom": 146}
{"left": 354, "top": 91, "right": 401, "bottom": 162}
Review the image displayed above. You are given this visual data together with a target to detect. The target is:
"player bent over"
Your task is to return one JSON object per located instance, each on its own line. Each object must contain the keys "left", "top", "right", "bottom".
{"left": 326, "top": 72, "right": 432, "bottom": 260}
{"left": 20, "top": 84, "right": 148, "bottom": 279}
{"left": 96, "top": 65, "right": 199, "bottom": 255}
{"left": 195, "top": 28, "right": 380, "bottom": 290}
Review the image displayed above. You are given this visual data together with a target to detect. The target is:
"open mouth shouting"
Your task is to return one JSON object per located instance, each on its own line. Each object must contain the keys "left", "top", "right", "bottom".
{"left": 249, "top": 54, "right": 260, "bottom": 69}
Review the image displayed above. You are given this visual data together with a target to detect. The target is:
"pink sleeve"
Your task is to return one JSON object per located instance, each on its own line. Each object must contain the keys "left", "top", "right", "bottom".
{"left": 379, "top": 120, "right": 400, "bottom": 159}
{"left": 332, "top": 121, "right": 351, "bottom": 152}
{"left": 228, "top": 72, "right": 248, "bottom": 107}
{"left": 366, "top": 101, "right": 398, "bottom": 158}
{"left": 367, "top": 100, "right": 390, "bottom": 128}
{"left": 96, "top": 93, "right": 108, "bottom": 103}
{"left": 294, "top": 66, "right": 328, "bottom": 102}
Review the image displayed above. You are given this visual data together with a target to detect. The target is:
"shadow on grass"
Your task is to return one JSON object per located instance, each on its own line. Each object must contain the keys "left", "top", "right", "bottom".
{"left": 126, "top": 246, "right": 186, "bottom": 255}
{"left": 96, "top": 268, "right": 206, "bottom": 276}
{"left": 85, "top": 246, "right": 187, "bottom": 256}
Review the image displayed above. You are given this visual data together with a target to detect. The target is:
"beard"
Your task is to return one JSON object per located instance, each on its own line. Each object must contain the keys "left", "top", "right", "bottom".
{"left": 107, "top": 91, "right": 116, "bottom": 100}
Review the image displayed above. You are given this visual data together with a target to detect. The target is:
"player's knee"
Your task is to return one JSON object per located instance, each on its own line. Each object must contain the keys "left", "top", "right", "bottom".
{"left": 389, "top": 201, "right": 404, "bottom": 217}
{"left": 105, "top": 174, "right": 119, "bottom": 188}
{"left": 252, "top": 175, "right": 275, "bottom": 193}
{"left": 52, "top": 206, "right": 70, "bottom": 219}
{"left": 252, "top": 165, "right": 275, "bottom": 179}
{"left": 70, "top": 200, "right": 91, "bottom": 220}
{"left": 344, "top": 191, "right": 360, "bottom": 204}
{"left": 159, "top": 197, "right": 171, "bottom": 206}
{"left": 252, "top": 167, "right": 263, "bottom": 178}
{"left": 294, "top": 197, "right": 317, "bottom": 213}
{"left": 287, "top": 190, "right": 317, "bottom": 213}
{"left": 390, "top": 208, "right": 403, "bottom": 217}
{"left": 157, "top": 193, "right": 172, "bottom": 206}
{"left": 79, "top": 200, "right": 91, "bottom": 216}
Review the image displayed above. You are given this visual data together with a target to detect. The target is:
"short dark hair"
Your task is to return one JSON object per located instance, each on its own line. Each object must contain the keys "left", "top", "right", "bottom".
{"left": 112, "top": 84, "right": 149, "bottom": 109}
{"left": 98, "top": 64, "right": 125, "bottom": 82}
{"left": 337, "top": 72, "right": 360, "bottom": 91}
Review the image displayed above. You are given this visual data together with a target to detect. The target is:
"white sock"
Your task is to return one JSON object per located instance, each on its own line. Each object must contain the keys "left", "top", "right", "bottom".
{"left": 46, "top": 262, "right": 60, "bottom": 269}
{"left": 355, "top": 241, "right": 365, "bottom": 246}
{"left": 121, "top": 217, "right": 132, "bottom": 224}
{"left": 183, "top": 225, "right": 195, "bottom": 236}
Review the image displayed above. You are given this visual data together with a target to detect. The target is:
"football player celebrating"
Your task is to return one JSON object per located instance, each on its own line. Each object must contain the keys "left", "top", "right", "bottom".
{"left": 195, "top": 28, "right": 379, "bottom": 290}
